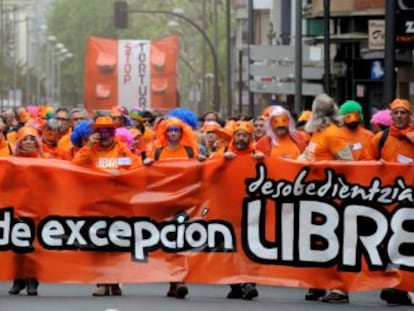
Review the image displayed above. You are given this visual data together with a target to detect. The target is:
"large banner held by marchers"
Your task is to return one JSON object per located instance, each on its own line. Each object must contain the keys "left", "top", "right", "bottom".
{"left": 84, "top": 36, "right": 179, "bottom": 113}
{"left": 1, "top": 156, "right": 414, "bottom": 291}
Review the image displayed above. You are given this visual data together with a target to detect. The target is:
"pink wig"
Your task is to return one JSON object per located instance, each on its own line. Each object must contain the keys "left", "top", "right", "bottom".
{"left": 115, "top": 127, "right": 134, "bottom": 150}
{"left": 370, "top": 109, "right": 391, "bottom": 127}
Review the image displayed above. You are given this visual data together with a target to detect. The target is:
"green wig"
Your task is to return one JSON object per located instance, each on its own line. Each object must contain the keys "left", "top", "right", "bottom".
{"left": 339, "top": 100, "right": 363, "bottom": 120}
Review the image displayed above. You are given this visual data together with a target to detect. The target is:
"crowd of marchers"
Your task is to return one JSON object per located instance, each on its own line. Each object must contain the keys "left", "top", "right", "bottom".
{"left": 1, "top": 94, "right": 413, "bottom": 306}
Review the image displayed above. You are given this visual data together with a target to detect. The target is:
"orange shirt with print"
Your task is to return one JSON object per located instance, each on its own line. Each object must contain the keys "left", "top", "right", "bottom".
{"left": 305, "top": 123, "right": 350, "bottom": 161}
{"left": 73, "top": 141, "right": 141, "bottom": 172}
{"left": 339, "top": 126, "right": 373, "bottom": 160}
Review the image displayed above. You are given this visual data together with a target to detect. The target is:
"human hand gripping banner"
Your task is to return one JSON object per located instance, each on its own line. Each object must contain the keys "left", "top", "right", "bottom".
{"left": 1, "top": 156, "right": 414, "bottom": 291}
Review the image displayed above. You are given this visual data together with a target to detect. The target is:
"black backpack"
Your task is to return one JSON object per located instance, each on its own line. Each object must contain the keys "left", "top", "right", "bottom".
{"left": 378, "top": 128, "right": 389, "bottom": 158}
{"left": 154, "top": 146, "right": 194, "bottom": 161}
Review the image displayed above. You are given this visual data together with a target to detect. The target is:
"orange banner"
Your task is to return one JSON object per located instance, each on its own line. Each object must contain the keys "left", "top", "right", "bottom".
{"left": 1, "top": 156, "right": 414, "bottom": 291}
{"left": 84, "top": 36, "right": 179, "bottom": 113}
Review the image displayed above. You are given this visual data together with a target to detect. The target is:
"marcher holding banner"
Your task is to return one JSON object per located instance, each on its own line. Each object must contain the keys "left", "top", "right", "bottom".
{"left": 9, "top": 126, "right": 43, "bottom": 296}
{"left": 72, "top": 116, "right": 142, "bottom": 296}
{"left": 299, "top": 94, "right": 354, "bottom": 303}
{"left": 338, "top": 100, "right": 373, "bottom": 160}
{"left": 144, "top": 116, "right": 203, "bottom": 299}
{"left": 212, "top": 120, "right": 263, "bottom": 300}
{"left": 364, "top": 98, "right": 414, "bottom": 305}
{"left": 255, "top": 105, "right": 305, "bottom": 159}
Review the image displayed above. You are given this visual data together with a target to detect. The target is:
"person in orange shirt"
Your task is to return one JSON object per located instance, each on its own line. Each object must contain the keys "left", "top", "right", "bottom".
{"left": 200, "top": 121, "right": 221, "bottom": 156}
{"left": 364, "top": 98, "right": 414, "bottom": 163}
{"left": 0, "top": 131, "right": 13, "bottom": 157}
{"left": 255, "top": 105, "right": 303, "bottom": 159}
{"left": 40, "top": 119, "right": 70, "bottom": 160}
{"left": 9, "top": 126, "right": 42, "bottom": 296}
{"left": 299, "top": 94, "right": 353, "bottom": 304}
{"left": 211, "top": 121, "right": 263, "bottom": 300}
{"left": 72, "top": 116, "right": 141, "bottom": 297}
{"left": 252, "top": 116, "right": 266, "bottom": 142}
{"left": 144, "top": 117, "right": 204, "bottom": 299}
{"left": 145, "top": 117, "right": 203, "bottom": 162}
{"left": 299, "top": 94, "right": 353, "bottom": 162}
{"left": 338, "top": 100, "right": 373, "bottom": 160}
{"left": 364, "top": 99, "right": 414, "bottom": 306}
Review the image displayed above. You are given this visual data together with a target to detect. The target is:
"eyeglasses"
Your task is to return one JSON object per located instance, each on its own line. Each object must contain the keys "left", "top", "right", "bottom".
{"left": 73, "top": 117, "right": 84, "bottom": 121}
{"left": 56, "top": 117, "right": 69, "bottom": 121}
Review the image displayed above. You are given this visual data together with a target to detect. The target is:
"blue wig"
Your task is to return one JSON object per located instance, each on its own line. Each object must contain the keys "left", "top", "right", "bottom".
{"left": 166, "top": 108, "right": 198, "bottom": 130}
{"left": 70, "top": 120, "right": 93, "bottom": 147}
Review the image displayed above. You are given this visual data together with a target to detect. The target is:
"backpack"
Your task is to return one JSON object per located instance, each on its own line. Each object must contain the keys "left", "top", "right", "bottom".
{"left": 154, "top": 146, "right": 194, "bottom": 161}
{"left": 378, "top": 127, "right": 389, "bottom": 158}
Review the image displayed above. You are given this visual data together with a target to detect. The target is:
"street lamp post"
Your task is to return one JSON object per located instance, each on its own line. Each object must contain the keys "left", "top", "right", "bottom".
{"left": 126, "top": 8, "right": 221, "bottom": 114}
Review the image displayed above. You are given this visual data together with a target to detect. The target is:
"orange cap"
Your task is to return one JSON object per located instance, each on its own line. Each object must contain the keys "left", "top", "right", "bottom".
{"left": 16, "top": 126, "right": 39, "bottom": 142}
{"left": 233, "top": 121, "right": 253, "bottom": 134}
{"left": 390, "top": 98, "right": 411, "bottom": 112}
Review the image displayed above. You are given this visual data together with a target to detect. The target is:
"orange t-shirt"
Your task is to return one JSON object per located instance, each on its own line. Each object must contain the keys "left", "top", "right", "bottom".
{"left": 41, "top": 143, "right": 71, "bottom": 160}
{"left": 339, "top": 126, "right": 373, "bottom": 160}
{"left": 363, "top": 130, "right": 414, "bottom": 163}
{"left": 73, "top": 141, "right": 142, "bottom": 172}
{"left": 305, "top": 123, "right": 350, "bottom": 161}
{"left": 255, "top": 135, "right": 301, "bottom": 159}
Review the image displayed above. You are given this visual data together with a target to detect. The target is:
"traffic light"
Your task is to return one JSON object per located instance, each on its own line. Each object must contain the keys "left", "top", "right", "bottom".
{"left": 114, "top": 1, "right": 128, "bottom": 28}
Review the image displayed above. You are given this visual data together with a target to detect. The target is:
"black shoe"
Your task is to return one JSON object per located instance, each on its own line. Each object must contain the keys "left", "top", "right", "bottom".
{"left": 305, "top": 288, "right": 326, "bottom": 301}
{"left": 166, "top": 282, "right": 188, "bottom": 299}
{"left": 241, "top": 283, "right": 258, "bottom": 300}
{"left": 227, "top": 284, "right": 243, "bottom": 299}
{"left": 175, "top": 282, "right": 188, "bottom": 299}
{"left": 321, "top": 292, "right": 349, "bottom": 303}
{"left": 380, "top": 289, "right": 412, "bottom": 305}
{"left": 8, "top": 279, "right": 26, "bottom": 295}
{"left": 26, "top": 279, "right": 38, "bottom": 296}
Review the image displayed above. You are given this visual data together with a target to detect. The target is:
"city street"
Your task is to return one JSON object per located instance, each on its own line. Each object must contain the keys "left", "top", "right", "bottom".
{"left": 0, "top": 282, "right": 412, "bottom": 311}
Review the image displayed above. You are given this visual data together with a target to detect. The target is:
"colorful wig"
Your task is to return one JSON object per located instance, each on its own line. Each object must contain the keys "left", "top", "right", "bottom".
{"left": 370, "top": 109, "right": 392, "bottom": 127}
{"left": 115, "top": 127, "right": 134, "bottom": 150}
{"left": 166, "top": 108, "right": 199, "bottom": 130}
{"left": 70, "top": 120, "right": 93, "bottom": 147}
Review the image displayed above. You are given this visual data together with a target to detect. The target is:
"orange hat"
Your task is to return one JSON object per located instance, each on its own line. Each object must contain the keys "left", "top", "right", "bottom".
{"left": 297, "top": 110, "right": 311, "bottom": 122}
{"left": 201, "top": 121, "right": 221, "bottom": 133}
{"left": 390, "top": 98, "right": 411, "bottom": 112}
{"left": 271, "top": 115, "right": 289, "bottom": 128}
{"left": 233, "top": 121, "right": 253, "bottom": 134}
{"left": 16, "top": 126, "right": 39, "bottom": 142}
{"left": 90, "top": 116, "right": 120, "bottom": 129}
{"left": 213, "top": 120, "right": 234, "bottom": 141}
